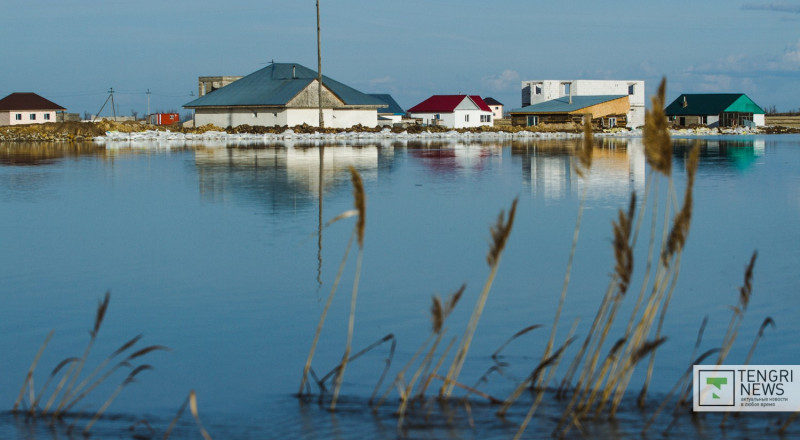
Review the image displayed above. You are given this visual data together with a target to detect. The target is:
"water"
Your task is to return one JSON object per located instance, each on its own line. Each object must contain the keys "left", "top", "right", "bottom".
{"left": 1, "top": 136, "right": 799, "bottom": 439}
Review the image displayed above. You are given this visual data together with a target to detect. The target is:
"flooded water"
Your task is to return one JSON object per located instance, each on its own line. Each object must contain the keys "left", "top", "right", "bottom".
{"left": 1, "top": 135, "right": 799, "bottom": 439}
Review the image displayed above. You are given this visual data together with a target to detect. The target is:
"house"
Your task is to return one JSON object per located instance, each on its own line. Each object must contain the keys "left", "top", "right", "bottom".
{"left": 0, "top": 93, "right": 66, "bottom": 126}
{"left": 521, "top": 80, "right": 645, "bottom": 128}
{"left": 406, "top": 95, "right": 493, "bottom": 128}
{"left": 183, "top": 62, "right": 387, "bottom": 129}
{"left": 664, "top": 94, "right": 765, "bottom": 128}
{"left": 483, "top": 97, "right": 504, "bottom": 120}
{"left": 369, "top": 94, "right": 405, "bottom": 125}
{"left": 509, "top": 95, "right": 630, "bottom": 129}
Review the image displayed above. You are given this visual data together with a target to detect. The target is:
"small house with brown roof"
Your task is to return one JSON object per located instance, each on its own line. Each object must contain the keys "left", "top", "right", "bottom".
{"left": 0, "top": 93, "right": 66, "bottom": 126}
{"left": 483, "top": 97, "right": 504, "bottom": 120}
{"left": 406, "top": 95, "right": 493, "bottom": 128}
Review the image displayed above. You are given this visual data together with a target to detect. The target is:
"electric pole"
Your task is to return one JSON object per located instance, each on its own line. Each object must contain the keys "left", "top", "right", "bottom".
{"left": 316, "top": 0, "right": 324, "bottom": 128}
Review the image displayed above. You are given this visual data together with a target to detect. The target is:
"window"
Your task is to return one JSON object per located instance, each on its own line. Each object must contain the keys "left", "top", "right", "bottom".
{"left": 527, "top": 115, "right": 539, "bottom": 127}
{"left": 607, "top": 117, "right": 617, "bottom": 128}
{"left": 535, "top": 85, "right": 542, "bottom": 95}
{"left": 628, "top": 84, "right": 635, "bottom": 95}
{"left": 563, "top": 82, "right": 571, "bottom": 96}
{"left": 44, "top": 113, "right": 51, "bottom": 121}
{"left": 434, "top": 114, "right": 440, "bottom": 120}
{"left": 465, "top": 114, "right": 469, "bottom": 122}
{"left": 480, "top": 115, "right": 491, "bottom": 123}
{"left": 701, "top": 115, "right": 707, "bottom": 124}
{"left": 29, "top": 114, "right": 36, "bottom": 121}
{"left": 15, "top": 114, "right": 22, "bottom": 121}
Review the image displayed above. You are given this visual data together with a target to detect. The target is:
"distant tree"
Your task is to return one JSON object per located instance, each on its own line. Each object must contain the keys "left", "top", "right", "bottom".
{"left": 131, "top": 110, "right": 138, "bottom": 120}
{"left": 83, "top": 111, "right": 91, "bottom": 121}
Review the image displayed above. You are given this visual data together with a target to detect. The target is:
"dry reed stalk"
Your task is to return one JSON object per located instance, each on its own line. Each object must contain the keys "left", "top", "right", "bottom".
{"left": 491, "top": 325, "right": 542, "bottom": 360}
{"left": 330, "top": 167, "right": 367, "bottom": 410}
{"left": 299, "top": 229, "right": 355, "bottom": 395}
{"left": 744, "top": 317, "right": 775, "bottom": 365}
{"left": 440, "top": 199, "right": 517, "bottom": 398}
{"left": 84, "top": 365, "right": 152, "bottom": 435}
{"left": 716, "top": 251, "right": 758, "bottom": 365}
{"left": 643, "top": 78, "right": 672, "bottom": 176}
{"left": 163, "top": 390, "right": 213, "bottom": 440}
{"left": 13, "top": 330, "right": 54, "bottom": 412}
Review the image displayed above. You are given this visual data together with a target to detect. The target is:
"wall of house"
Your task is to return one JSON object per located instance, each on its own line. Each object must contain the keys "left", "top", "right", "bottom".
{"left": 754, "top": 114, "right": 765, "bottom": 126}
{"left": 489, "top": 105, "right": 503, "bottom": 120}
{"left": 194, "top": 108, "right": 377, "bottom": 128}
{"left": 408, "top": 111, "right": 492, "bottom": 128}
{"left": 521, "top": 79, "right": 645, "bottom": 128}
{"left": 0, "top": 110, "right": 58, "bottom": 126}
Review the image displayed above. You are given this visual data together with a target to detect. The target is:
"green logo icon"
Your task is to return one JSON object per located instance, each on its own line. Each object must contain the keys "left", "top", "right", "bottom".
{"left": 706, "top": 377, "right": 728, "bottom": 399}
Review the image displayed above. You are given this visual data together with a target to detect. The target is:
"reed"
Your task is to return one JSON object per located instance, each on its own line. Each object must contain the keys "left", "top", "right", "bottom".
{"left": 163, "top": 390, "right": 213, "bottom": 440}
{"left": 439, "top": 198, "right": 518, "bottom": 398}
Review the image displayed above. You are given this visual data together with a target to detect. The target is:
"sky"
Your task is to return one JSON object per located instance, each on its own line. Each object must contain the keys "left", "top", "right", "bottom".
{"left": 1, "top": 0, "right": 799, "bottom": 118}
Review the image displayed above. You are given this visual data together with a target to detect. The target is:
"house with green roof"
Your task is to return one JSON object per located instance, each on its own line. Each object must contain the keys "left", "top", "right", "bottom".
{"left": 184, "top": 62, "right": 386, "bottom": 129}
{"left": 509, "top": 95, "right": 630, "bottom": 129}
{"left": 665, "top": 94, "right": 765, "bottom": 128}
{"left": 369, "top": 94, "right": 405, "bottom": 125}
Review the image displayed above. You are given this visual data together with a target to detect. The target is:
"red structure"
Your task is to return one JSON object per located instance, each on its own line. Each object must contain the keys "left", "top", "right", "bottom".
{"left": 151, "top": 113, "right": 180, "bottom": 126}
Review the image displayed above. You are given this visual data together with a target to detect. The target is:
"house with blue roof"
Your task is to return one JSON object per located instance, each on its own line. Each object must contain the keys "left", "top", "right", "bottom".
{"left": 664, "top": 94, "right": 765, "bottom": 128}
{"left": 184, "top": 62, "right": 386, "bottom": 129}
{"left": 369, "top": 94, "right": 405, "bottom": 125}
{"left": 509, "top": 95, "right": 630, "bottom": 129}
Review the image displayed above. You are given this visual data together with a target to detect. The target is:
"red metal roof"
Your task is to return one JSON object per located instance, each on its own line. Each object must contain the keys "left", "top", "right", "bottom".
{"left": 407, "top": 95, "right": 491, "bottom": 113}
{"left": 0, "top": 93, "right": 65, "bottom": 111}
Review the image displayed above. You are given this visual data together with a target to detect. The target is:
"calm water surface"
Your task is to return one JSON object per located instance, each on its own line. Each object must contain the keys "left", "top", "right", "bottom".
{"left": 1, "top": 136, "right": 799, "bottom": 439}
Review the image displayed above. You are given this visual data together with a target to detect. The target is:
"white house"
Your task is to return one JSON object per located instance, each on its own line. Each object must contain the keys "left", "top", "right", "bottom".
{"left": 521, "top": 80, "right": 645, "bottom": 128}
{"left": 0, "top": 93, "right": 65, "bottom": 126}
{"left": 184, "top": 62, "right": 386, "bottom": 129}
{"left": 406, "top": 95, "right": 493, "bottom": 128}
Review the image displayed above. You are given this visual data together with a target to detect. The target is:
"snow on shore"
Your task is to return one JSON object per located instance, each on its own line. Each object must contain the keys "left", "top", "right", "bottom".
{"left": 94, "top": 126, "right": 764, "bottom": 148}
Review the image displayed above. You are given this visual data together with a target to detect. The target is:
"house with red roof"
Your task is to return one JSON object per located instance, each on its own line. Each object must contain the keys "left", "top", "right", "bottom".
{"left": 406, "top": 95, "right": 493, "bottom": 128}
{"left": 0, "top": 93, "right": 66, "bottom": 126}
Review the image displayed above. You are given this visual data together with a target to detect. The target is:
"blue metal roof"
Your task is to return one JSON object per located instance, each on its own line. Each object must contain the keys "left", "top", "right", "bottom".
{"left": 184, "top": 63, "right": 385, "bottom": 108}
{"left": 510, "top": 95, "right": 627, "bottom": 113}
{"left": 368, "top": 94, "right": 405, "bottom": 115}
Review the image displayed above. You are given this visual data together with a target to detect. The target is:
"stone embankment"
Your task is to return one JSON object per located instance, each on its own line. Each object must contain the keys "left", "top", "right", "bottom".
{"left": 1, "top": 120, "right": 799, "bottom": 143}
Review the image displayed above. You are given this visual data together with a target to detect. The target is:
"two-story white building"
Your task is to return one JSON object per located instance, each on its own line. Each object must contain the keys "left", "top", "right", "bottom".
{"left": 521, "top": 80, "right": 645, "bottom": 128}
{"left": 0, "top": 93, "right": 65, "bottom": 126}
{"left": 406, "top": 95, "right": 493, "bottom": 128}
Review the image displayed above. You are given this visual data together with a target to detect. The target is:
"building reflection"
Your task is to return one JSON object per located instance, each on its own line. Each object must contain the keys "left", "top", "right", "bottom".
{"left": 510, "top": 137, "right": 646, "bottom": 201}
{"left": 673, "top": 138, "right": 764, "bottom": 172}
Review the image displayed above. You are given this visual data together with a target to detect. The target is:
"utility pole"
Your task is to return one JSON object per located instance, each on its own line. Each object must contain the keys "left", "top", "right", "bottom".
{"left": 110, "top": 88, "right": 117, "bottom": 121}
{"left": 316, "top": 0, "right": 324, "bottom": 128}
{"left": 146, "top": 88, "right": 151, "bottom": 121}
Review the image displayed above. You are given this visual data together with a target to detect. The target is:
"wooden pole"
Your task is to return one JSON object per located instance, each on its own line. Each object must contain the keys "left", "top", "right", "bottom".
{"left": 316, "top": 0, "right": 324, "bottom": 128}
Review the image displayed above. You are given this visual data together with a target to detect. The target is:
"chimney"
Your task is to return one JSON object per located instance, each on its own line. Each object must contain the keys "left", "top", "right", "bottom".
{"left": 292, "top": 65, "right": 296, "bottom": 79}
{"left": 681, "top": 96, "right": 688, "bottom": 108}
{"left": 569, "top": 82, "right": 572, "bottom": 105}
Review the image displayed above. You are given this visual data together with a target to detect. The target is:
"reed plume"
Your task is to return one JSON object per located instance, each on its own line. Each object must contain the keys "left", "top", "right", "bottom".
{"left": 643, "top": 78, "right": 671, "bottom": 176}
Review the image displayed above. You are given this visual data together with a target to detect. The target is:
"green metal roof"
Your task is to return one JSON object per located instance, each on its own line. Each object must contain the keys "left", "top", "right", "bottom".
{"left": 184, "top": 63, "right": 385, "bottom": 108}
{"left": 510, "top": 95, "right": 626, "bottom": 113}
{"left": 665, "top": 94, "right": 764, "bottom": 116}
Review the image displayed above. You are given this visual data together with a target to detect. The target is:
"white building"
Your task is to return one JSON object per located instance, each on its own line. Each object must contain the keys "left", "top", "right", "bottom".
{"left": 0, "top": 93, "right": 65, "bottom": 126}
{"left": 522, "top": 80, "right": 645, "bottom": 128}
{"left": 406, "top": 95, "right": 493, "bottom": 128}
{"left": 184, "top": 63, "right": 386, "bottom": 129}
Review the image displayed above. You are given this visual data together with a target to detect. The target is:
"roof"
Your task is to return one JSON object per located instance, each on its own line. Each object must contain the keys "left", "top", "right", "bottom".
{"left": 184, "top": 63, "right": 385, "bottom": 108}
{"left": 368, "top": 94, "right": 405, "bottom": 115}
{"left": 407, "top": 95, "right": 492, "bottom": 113}
{"left": 510, "top": 95, "right": 626, "bottom": 113}
{"left": 665, "top": 94, "right": 764, "bottom": 116}
{"left": 483, "top": 97, "right": 503, "bottom": 106}
{"left": 0, "top": 93, "right": 65, "bottom": 111}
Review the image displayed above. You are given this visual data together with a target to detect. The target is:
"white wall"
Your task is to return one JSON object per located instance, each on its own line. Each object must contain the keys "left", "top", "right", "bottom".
{"left": 753, "top": 114, "right": 765, "bottom": 127}
{"left": 521, "top": 79, "right": 646, "bottom": 128}
{"left": 0, "top": 110, "right": 58, "bottom": 126}
{"left": 194, "top": 107, "right": 377, "bottom": 128}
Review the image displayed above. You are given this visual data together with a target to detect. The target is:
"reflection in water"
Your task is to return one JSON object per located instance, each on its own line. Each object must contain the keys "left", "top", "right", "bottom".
{"left": 511, "top": 137, "right": 646, "bottom": 200}
{"left": 674, "top": 138, "right": 765, "bottom": 172}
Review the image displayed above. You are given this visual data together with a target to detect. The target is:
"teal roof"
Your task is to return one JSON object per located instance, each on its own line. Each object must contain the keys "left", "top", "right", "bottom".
{"left": 510, "top": 95, "right": 626, "bottom": 113}
{"left": 665, "top": 94, "right": 764, "bottom": 116}
{"left": 184, "top": 63, "right": 385, "bottom": 108}
{"left": 369, "top": 94, "right": 405, "bottom": 115}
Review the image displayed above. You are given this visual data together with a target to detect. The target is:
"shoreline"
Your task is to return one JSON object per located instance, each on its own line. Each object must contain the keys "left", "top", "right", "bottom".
{"left": 1, "top": 120, "right": 798, "bottom": 144}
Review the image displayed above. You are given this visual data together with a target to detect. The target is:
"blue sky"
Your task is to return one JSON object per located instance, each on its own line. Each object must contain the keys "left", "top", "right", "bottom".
{"left": 1, "top": 0, "right": 798, "bottom": 117}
